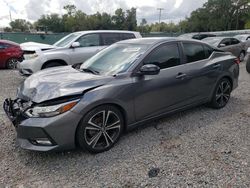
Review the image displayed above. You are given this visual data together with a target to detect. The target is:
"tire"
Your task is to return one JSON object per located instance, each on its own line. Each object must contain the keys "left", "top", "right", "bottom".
{"left": 239, "top": 51, "right": 245, "bottom": 62}
{"left": 209, "top": 78, "right": 232, "bottom": 109}
{"left": 42, "top": 62, "right": 64, "bottom": 69}
{"left": 76, "top": 105, "right": 124, "bottom": 153}
{"left": 246, "top": 56, "right": 250, "bottom": 73}
{"left": 6, "top": 58, "right": 18, "bottom": 69}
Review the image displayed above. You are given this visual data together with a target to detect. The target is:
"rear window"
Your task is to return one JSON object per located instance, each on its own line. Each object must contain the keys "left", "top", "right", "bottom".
{"left": 183, "top": 43, "right": 206, "bottom": 63}
{"left": 203, "top": 45, "right": 214, "bottom": 58}
{"left": 120, "top": 33, "right": 135, "bottom": 40}
{"left": 101, "top": 33, "right": 121, "bottom": 45}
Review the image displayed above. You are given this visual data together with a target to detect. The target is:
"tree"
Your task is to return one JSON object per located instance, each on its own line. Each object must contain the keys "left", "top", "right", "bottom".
{"left": 36, "top": 14, "right": 64, "bottom": 33}
{"left": 10, "top": 19, "right": 32, "bottom": 32}
{"left": 63, "top": 4, "right": 76, "bottom": 16}
{"left": 125, "top": 8, "right": 137, "bottom": 31}
{"left": 112, "top": 8, "right": 126, "bottom": 29}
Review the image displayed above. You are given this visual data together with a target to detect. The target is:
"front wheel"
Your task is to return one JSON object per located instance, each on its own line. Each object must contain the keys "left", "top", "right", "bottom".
{"left": 76, "top": 105, "right": 124, "bottom": 153}
{"left": 209, "top": 78, "right": 232, "bottom": 109}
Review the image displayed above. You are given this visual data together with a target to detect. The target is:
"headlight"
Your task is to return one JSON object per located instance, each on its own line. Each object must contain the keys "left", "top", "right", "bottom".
{"left": 25, "top": 100, "right": 79, "bottom": 118}
{"left": 24, "top": 53, "right": 39, "bottom": 60}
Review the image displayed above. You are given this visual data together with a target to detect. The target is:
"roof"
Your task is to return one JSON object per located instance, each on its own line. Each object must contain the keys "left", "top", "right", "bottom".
{"left": 117, "top": 37, "right": 207, "bottom": 46}
{"left": 73, "top": 30, "right": 140, "bottom": 35}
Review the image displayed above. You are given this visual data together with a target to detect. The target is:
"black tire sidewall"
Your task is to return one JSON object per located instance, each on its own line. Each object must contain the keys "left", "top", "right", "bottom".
{"left": 210, "top": 78, "right": 232, "bottom": 109}
{"left": 76, "top": 105, "right": 124, "bottom": 153}
{"left": 246, "top": 57, "right": 250, "bottom": 73}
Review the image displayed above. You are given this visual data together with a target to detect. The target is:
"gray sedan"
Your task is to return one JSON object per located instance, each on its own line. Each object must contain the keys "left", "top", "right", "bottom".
{"left": 202, "top": 37, "right": 246, "bottom": 61}
{"left": 3, "top": 38, "right": 239, "bottom": 153}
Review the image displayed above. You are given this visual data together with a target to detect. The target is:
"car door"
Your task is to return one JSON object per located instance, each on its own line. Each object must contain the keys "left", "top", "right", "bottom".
{"left": 70, "top": 33, "right": 104, "bottom": 64}
{"left": 219, "top": 38, "right": 232, "bottom": 53}
{"left": 134, "top": 42, "right": 194, "bottom": 121}
{"left": 181, "top": 42, "right": 220, "bottom": 101}
{"left": 230, "top": 38, "right": 242, "bottom": 57}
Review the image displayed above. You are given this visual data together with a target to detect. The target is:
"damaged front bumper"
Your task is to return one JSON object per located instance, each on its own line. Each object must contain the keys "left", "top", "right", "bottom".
{"left": 3, "top": 98, "right": 82, "bottom": 152}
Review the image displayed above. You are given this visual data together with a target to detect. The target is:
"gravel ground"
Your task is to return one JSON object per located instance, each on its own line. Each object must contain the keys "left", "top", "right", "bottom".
{"left": 0, "top": 62, "right": 249, "bottom": 188}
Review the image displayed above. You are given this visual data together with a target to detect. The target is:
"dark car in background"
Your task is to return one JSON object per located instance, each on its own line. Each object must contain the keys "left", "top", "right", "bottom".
{"left": 179, "top": 33, "right": 216, "bottom": 40}
{"left": 0, "top": 40, "right": 23, "bottom": 69}
{"left": 4, "top": 38, "right": 239, "bottom": 153}
{"left": 202, "top": 37, "right": 246, "bottom": 61}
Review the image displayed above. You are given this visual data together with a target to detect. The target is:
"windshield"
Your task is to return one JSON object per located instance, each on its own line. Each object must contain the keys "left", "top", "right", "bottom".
{"left": 80, "top": 43, "right": 149, "bottom": 75}
{"left": 202, "top": 38, "right": 221, "bottom": 47}
{"left": 54, "top": 33, "right": 81, "bottom": 47}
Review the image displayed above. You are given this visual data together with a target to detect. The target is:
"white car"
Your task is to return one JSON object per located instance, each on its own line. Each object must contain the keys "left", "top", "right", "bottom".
{"left": 18, "top": 30, "right": 142, "bottom": 76}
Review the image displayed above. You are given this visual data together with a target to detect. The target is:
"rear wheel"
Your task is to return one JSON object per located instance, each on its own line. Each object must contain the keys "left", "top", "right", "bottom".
{"left": 209, "top": 78, "right": 232, "bottom": 109}
{"left": 6, "top": 58, "right": 19, "bottom": 69}
{"left": 76, "top": 105, "right": 124, "bottom": 153}
{"left": 246, "top": 56, "right": 250, "bottom": 73}
{"left": 42, "top": 61, "right": 64, "bottom": 69}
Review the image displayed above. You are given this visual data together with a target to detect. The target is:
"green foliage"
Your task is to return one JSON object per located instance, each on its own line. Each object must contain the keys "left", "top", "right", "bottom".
{"left": 6, "top": 1, "right": 250, "bottom": 34}
{"left": 9, "top": 19, "right": 32, "bottom": 32}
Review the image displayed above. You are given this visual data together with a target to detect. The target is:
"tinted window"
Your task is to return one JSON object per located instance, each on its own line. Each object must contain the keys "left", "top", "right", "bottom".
{"left": 204, "top": 45, "right": 214, "bottom": 58}
{"left": 231, "top": 38, "right": 240, "bottom": 45}
{"left": 101, "top": 33, "right": 120, "bottom": 45}
{"left": 76, "top": 34, "right": 100, "bottom": 47}
{"left": 220, "top": 38, "right": 231, "bottom": 46}
{"left": 183, "top": 43, "right": 206, "bottom": 63}
{"left": 120, "top": 33, "right": 135, "bottom": 40}
{"left": 144, "top": 44, "right": 180, "bottom": 69}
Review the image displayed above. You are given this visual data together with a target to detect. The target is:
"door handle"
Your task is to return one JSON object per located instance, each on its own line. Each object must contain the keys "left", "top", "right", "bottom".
{"left": 176, "top": 73, "right": 187, "bottom": 80}
{"left": 212, "top": 64, "right": 221, "bottom": 69}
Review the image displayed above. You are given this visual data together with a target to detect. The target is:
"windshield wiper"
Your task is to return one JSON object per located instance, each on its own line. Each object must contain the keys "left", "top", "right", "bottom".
{"left": 80, "top": 68, "right": 99, "bottom": 75}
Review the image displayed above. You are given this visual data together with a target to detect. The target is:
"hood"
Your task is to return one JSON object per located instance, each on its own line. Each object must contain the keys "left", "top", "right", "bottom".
{"left": 20, "top": 42, "right": 55, "bottom": 51}
{"left": 18, "top": 66, "right": 113, "bottom": 103}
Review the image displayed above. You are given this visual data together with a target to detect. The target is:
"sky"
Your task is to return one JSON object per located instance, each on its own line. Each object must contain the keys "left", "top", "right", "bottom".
{"left": 0, "top": 0, "right": 208, "bottom": 27}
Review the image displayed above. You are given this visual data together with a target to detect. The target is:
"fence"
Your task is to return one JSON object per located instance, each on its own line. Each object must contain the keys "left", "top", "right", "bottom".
{"left": 0, "top": 32, "right": 68, "bottom": 44}
{"left": 1, "top": 30, "right": 250, "bottom": 45}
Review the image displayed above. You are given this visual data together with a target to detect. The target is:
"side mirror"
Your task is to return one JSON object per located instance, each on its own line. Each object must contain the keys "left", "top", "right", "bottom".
{"left": 71, "top": 42, "right": 80, "bottom": 48}
{"left": 139, "top": 64, "right": 160, "bottom": 75}
{"left": 219, "top": 43, "right": 226, "bottom": 48}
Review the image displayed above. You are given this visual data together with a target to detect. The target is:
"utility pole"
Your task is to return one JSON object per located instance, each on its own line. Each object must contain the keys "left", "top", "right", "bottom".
{"left": 157, "top": 8, "right": 164, "bottom": 24}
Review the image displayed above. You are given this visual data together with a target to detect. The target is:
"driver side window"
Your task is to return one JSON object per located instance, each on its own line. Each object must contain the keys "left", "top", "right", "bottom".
{"left": 220, "top": 39, "right": 231, "bottom": 46}
{"left": 144, "top": 43, "right": 180, "bottom": 69}
{"left": 76, "top": 34, "right": 100, "bottom": 47}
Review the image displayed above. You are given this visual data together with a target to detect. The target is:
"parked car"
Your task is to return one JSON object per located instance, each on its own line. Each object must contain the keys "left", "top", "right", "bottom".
{"left": 178, "top": 33, "right": 216, "bottom": 40}
{"left": 18, "top": 30, "right": 142, "bottom": 76}
{"left": 202, "top": 37, "right": 246, "bottom": 61}
{"left": 234, "top": 34, "right": 250, "bottom": 51}
{"left": 4, "top": 38, "right": 239, "bottom": 153}
{"left": 246, "top": 48, "right": 250, "bottom": 73}
{"left": 0, "top": 40, "right": 23, "bottom": 69}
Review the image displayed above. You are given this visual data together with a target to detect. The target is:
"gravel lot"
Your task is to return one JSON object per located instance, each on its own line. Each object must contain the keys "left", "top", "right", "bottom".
{"left": 0, "top": 62, "right": 249, "bottom": 187}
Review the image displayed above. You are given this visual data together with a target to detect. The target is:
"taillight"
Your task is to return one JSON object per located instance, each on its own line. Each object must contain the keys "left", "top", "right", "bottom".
{"left": 234, "top": 58, "right": 240, "bottom": 64}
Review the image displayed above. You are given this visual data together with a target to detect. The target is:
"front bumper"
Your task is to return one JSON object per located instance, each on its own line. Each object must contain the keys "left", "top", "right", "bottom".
{"left": 3, "top": 98, "right": 82, "bottom": 152}
{"left": 17, "top": 58, "right": 42, "bottom": 76}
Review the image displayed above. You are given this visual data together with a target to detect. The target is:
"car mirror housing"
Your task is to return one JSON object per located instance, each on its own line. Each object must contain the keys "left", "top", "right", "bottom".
{"left": 139, "top": 64, "right": 160, "bottom": 76}
{"left": 71, "top": 42, "right": 80, "bottom": 48}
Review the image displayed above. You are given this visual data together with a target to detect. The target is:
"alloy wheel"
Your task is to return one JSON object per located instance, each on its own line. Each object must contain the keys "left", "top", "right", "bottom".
{"left": 7, "top": 58, "right": 18, "bottom": 69}
{"left": 215, "top": 80, "right": 231, "bottom": 107}
{"left": 84, "top": 110, "right": 121, "bottom": 150}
